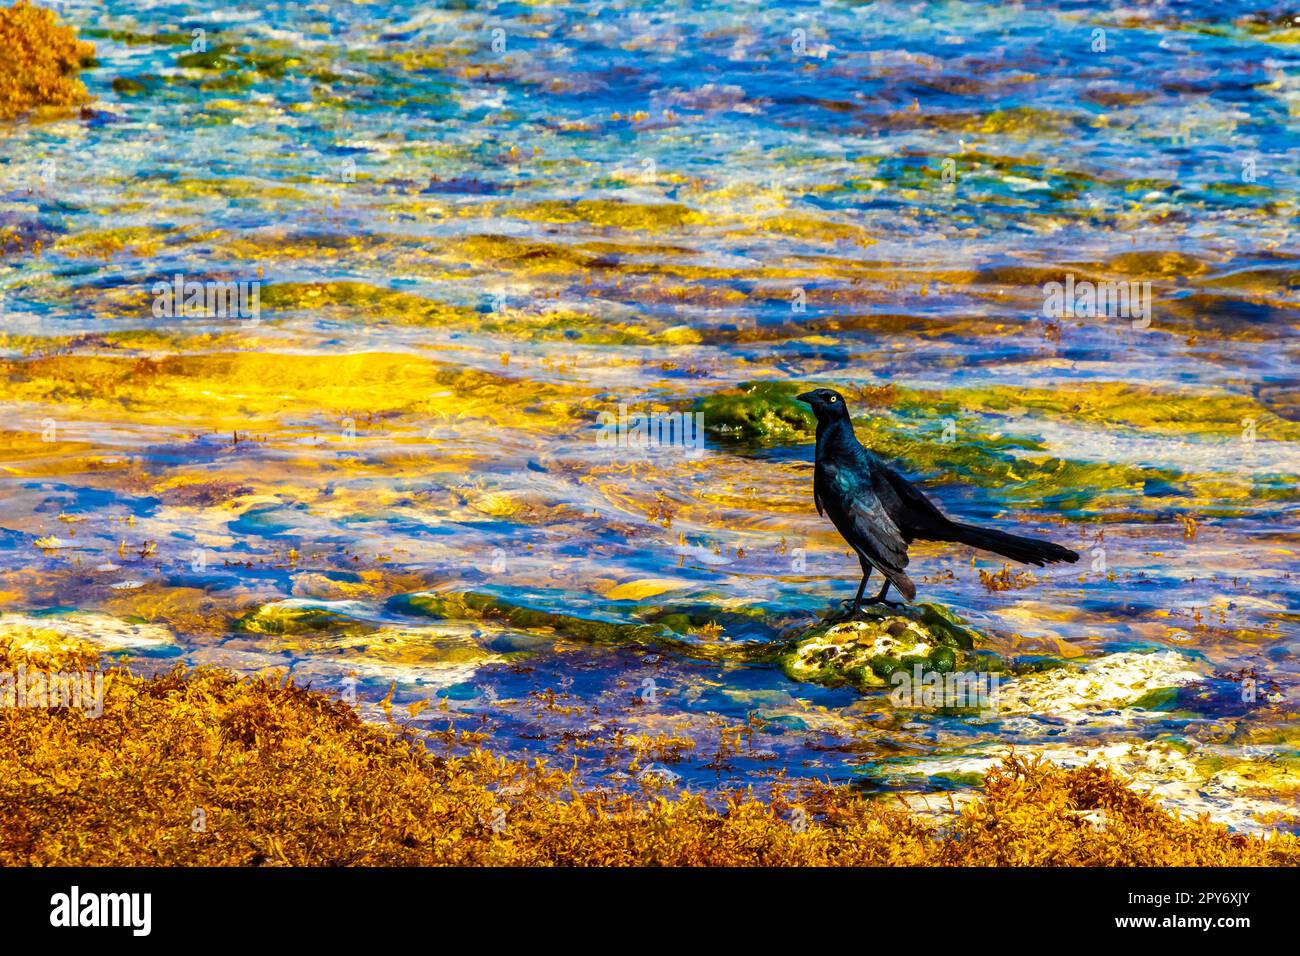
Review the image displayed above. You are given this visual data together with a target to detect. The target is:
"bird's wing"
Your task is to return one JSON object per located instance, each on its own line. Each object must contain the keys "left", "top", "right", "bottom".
{"left": 868, "top": 455, "right": 952, "bottom": 538}
{"left": 825, "top": 461, "right": 910, "bottom": 575}
{"left": 845, "top": 494, "right": 910, "bottom": 575}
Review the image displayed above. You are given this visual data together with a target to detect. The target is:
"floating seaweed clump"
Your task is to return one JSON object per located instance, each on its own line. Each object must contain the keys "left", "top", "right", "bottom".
{"left": 0, "top": 631, "right": 1293, "bottom": 866}
{"left": 0, "top": 1, "right": 94, "bottom": 121}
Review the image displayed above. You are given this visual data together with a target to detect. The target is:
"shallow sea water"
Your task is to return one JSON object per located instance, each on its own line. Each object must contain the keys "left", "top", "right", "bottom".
{"left": 0, "top": 0, "right": 1297, "bottom": 829}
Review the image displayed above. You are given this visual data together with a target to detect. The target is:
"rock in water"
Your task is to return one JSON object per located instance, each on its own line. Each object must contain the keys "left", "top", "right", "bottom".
{"left": 778, "top": 603, "right": 998, "bottom": 692}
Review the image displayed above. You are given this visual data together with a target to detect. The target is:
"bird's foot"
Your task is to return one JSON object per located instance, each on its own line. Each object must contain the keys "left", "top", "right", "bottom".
{"left": 830, "top": 600, "right": 865, "bottom": 622}
{"left": 864, "top": 597, "right": 905, "bottom": 610}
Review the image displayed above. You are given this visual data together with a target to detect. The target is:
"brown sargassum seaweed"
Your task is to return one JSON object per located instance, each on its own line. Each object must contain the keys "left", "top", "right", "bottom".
{"left": 0, "top": 634, "right": 1294, "bottom": 866}
{"left": 0, "top": 1, "right": 94, "bottom": 121}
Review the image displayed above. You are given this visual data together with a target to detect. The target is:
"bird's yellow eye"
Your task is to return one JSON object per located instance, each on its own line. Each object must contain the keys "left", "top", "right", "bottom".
{"left": 827, "top": 395, "right": 837, "bottom": 402}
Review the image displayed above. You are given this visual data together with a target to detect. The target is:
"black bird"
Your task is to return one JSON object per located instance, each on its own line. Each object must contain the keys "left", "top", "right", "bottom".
{"left": 797, "top": 387, "right": 1079, "bottom": 614}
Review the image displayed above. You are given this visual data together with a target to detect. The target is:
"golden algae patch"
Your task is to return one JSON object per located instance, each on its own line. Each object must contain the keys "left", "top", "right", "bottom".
{"left": 1202, "top": 263, "right": 1300, "bottom": 296}
{"left": 577, "top": 238, "right": 701, "bottom": 258}
{"left": 439, "top": 233, "right": 599, "bottom": 274}
{"left": 797, "top": 309, "right": 1021, "bottom": 341}
{"left": 260, "top": 281, "right": 478, "bottom": 326}
{"left": 143, "top": 473, "right": 255, "bottom": 507}
{"left": 617, "top": 279, "right": 751, "bottom": 310}
{"left": 0, "top": 351, "right": 594, "bottom": 431}
{"left": 252, "top": 283, "right": 684, "bottom": 347}
{"left": 150, "top": 37, "right": 379, "bottom": 92}
{"left": 378, "top": 46, "right": 462, "bottom": 72}
{"left": 0, "top": 430, "right": 98, "bottom": 472}
{"left": 722, "top": 214, "right": 876, "bottom": 246}
{"left": 0, "top": 327, "right": 284, "bottom": 355}
{"left": 888, "top": 106, "right": 1085, "bottom": 137}
{"left": 479, "top": 307, "right": 701, "bottom": 346}
{"left": 970, "top": 262, "right": 1110, "bottom": 288}
{"left": 216, "top": 231, "right": 402, "bottom": 263}
{"left": 680, "top": 456, "right": 813, "bottom": 518}
{"left": 153, "top": 177, "right": 317, "bottom": 203}
{"left": 1099, "top": 249, "right": 1213, "bottom": 278}
{"left": 499, "top": 199, "right": 703, "bottom": 231}
{"left": 676, "top": 179, "right": 791, "bottom": 210}
{"left": 932, "top": 382, "right": 1300, "bottom": 442}
{"left": 1155, "top": 12, "right": 1300, "bottom": 45}
{"left": 99, "top": 584, "right": 240, "bottom": 639}
{"left": 52, "top": 226, "right": 167, "bottom": 261}
{"left": 0, "top": 1, "right": 94, "bottom": 121}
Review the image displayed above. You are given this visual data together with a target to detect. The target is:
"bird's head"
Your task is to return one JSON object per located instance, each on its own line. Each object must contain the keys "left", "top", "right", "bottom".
{"left": 796, "top": 387, "right": 851, "bottom": 423}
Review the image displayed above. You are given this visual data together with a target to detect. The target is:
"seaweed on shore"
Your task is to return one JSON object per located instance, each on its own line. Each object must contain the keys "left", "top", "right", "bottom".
{"left": 0, "top": 1, "right": 94, "bottom": 121}
{"left": 1, "top": 627, "right": 1295, "bottom": 866}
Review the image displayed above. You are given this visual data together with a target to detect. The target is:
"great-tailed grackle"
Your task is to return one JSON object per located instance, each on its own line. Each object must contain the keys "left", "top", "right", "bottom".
{"left": 797, "top": 387, "right": 1079, "bottom": 614}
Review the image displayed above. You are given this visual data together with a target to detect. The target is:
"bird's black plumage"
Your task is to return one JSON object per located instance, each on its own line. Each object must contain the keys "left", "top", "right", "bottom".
{"left": 797, "top": 387, "right": 1079, "bottom": 612}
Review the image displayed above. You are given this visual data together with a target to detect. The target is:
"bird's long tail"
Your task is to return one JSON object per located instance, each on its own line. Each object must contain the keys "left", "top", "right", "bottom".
{"left": 940, "top": 522, "right": 1079, "bottom": 567}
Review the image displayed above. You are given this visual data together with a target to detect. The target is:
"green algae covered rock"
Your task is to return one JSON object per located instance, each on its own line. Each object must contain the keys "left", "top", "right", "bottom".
{"left": 393, "top": 591, "right": 663, "bottom": 645}
{"left": 694, "top": 381, "right": 815, "bottom": 441}
{"left": 389, "top": 590, "right": 778, "bottom": 664}
{"left": 235, "top": 599, "right": 377, "bottom": 637}
{"left": 778, "top": 604, "right": 998, "bottom": 692}
{"left": 640, "top": 602, "right": 785, "bottom": 642}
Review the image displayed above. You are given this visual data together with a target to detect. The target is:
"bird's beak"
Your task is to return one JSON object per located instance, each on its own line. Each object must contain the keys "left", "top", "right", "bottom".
{"left": 795, "top": 391, "right": 817, "bottom": 406}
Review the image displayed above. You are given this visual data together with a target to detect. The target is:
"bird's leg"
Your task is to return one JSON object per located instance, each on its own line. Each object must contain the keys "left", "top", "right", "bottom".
{"left": 838, "top": 560, "right": 873, "bottom": 618}
{"left": 864, "top": 580, "right": 904, "bottom": 609}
